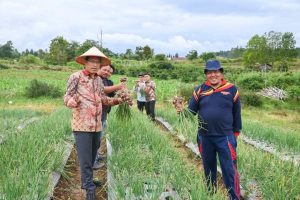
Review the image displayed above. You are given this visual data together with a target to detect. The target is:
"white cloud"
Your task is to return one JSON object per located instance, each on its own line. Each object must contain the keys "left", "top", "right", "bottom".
{"left": 103, "top": 33, "right": 233, "bottom": 55}
{"left": 0, "top": 0, "right": 299, "bottom": 55}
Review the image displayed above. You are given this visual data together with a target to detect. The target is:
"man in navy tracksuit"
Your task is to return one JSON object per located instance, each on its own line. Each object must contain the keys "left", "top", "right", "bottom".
{"left": 188, "top": 60, "right": 241, "bottom": 200}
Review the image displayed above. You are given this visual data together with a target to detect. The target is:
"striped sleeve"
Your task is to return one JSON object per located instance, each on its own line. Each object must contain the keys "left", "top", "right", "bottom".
{"left": 193, "top": 90, "right": 199, "bottom": 101}
{"left": 233, "top": 90, "right": 240, "bottom": 102}
{"left": 188, "top": 85, "right": 202, "bottom": 114}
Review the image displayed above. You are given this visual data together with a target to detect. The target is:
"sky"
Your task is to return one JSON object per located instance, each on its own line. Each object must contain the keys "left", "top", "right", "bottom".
{"left": 1, "top": 0, "right": 300, "bottom": 56}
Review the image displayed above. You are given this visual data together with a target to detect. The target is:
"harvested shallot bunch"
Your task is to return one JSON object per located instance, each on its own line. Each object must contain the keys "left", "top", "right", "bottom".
{"left": 115, "top": 89, "right": 133, "bottom": 120}
{"left": 172, "top": 95, "right": 202, "bottom": 141}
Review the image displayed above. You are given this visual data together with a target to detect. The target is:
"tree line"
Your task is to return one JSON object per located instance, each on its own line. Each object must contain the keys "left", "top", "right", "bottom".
{"left": 0, "top": 31, "right": 298, "bottom": 70}
{"left": 0, "top": 37, "right": 158, "bottom": 65}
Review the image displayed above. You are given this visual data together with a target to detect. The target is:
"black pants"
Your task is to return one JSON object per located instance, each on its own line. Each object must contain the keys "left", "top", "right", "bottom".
{"left": 137, "top": 100, "right": 146, "bottom": 112}
{"left": 74, "top": 131, "right": 101, "bottom": 193}
{"left": 145, "top": 100, "right": 155, "bottom": 121}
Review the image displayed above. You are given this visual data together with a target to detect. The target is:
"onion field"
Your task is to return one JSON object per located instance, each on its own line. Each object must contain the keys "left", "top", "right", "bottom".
{"left": 0, "top": 67, "right": 299, "bottom": 199}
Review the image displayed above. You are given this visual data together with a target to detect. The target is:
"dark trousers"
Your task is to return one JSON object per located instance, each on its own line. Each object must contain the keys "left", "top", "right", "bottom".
{"left": 74, "top": 131, "right": 101, "bottom": 193}
{"left": 137, "top": 100, "right": 146, "bottom": 112}
{"left": 197, "top": 134, "right": 240, "bottom": 200}
{"left": 145, "top": 100, "right": 155, "bottom": 120}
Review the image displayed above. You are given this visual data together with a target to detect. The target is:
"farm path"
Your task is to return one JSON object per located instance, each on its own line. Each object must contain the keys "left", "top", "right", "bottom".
{"left": 52, "top": 139, "right": 107, "bottom": 200}
{"left": 155, "top": 117, "right": 266, "bottom": 200}
{"left": 154, "top": 120, "right": 226, "bottom": 192}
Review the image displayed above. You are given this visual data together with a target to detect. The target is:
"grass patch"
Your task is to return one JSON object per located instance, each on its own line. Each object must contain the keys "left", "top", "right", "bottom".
{"left": 0, "top": 107, "right": 72, "bottom": 199}
{"left": 108, "top": 109, "right": 226, "bottom": 199}
{"left": 156, "top": 104, "right": 300, "bottom": 199}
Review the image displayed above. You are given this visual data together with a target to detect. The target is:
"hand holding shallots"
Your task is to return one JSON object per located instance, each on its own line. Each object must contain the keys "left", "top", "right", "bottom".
{"left": 172, "top": 96, "right": 185, "bottom": 113}
{"left": 115, "top": 89, "right": 133, "bottom": 120}
{"left": 116, "top": 89, "right": 133, "bottom": 106}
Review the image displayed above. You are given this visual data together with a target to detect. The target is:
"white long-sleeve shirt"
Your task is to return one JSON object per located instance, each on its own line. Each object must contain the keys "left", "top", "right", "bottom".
{"left": 134, "top": 81, "right": 146, "bottom": 102}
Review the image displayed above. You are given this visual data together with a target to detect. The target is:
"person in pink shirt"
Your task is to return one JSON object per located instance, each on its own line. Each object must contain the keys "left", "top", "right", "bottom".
{"left": 144, "top": 73, "right": 156, "bottom": 121}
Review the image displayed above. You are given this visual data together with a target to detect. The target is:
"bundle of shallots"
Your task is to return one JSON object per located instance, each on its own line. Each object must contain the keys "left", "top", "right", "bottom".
{"left": 115, "top": 89, "right": 133, "bottom": 120}
{"left": 172, "top": 96, "right": 200, "bottom": 141}
{"left": 172, "top": 96, "right": 184, "bottom": 113}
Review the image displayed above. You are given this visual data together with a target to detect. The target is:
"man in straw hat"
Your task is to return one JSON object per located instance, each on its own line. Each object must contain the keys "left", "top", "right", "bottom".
{"left": 64, "top": 46, "right": 130, "bottom": 200}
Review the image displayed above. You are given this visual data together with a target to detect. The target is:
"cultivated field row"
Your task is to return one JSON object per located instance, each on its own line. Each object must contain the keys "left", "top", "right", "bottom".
{"left": 156, "top": 105, "right": 300, "bottom": 199}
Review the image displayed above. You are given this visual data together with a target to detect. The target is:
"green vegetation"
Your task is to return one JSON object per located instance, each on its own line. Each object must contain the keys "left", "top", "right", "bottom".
{"left": 0, "top": 108, "right": 71, "bottom": 199}
{"left": 0, "top": 41, "right": 299, "bottom": 198}
{"left": 238, "top": 141, "right": 300, "bottom": 199}
{"left": 236, "top": 73, "right": 265, "bottom": 91}
{"left": 240, "top": 91, "right": 263, "bottom": 107}
{"left": 0, "top": 63, "right": 9, "bottom": 69}
{"left": 1, "top": 30, "right": 298, "bottom": 73}
{"left": 156, "top": 104, "right": 198, "bottom": 143}
{"left": 244, "top": 31, "right": 297, "bottom": 70}
{"left": 0, "top": 69, "right": 69, "bottom": 107}
{"left": 156, "top": 104, "right": 300, "bottom": 199}
{"left": 25, "top": 79, "right": 62, "bottom": 98}
{"left": 243, "top": 119, "right": 300, "bottom": 152}
{"left": 19, "top": 54, "right": 45, "bottom": 65}
{"left": 109, "top": 109, "right": 227, "bottom": 199}
{"left": 0, "top": 109, "right": 43, "bottom": 137}
{"left": 112, "top": 60, "right": 201, "bottom": 82}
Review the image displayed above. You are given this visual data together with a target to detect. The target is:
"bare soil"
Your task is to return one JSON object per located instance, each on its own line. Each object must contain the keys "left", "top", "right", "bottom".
{"left": 52, "top": 139, "right": 107, "bottom": 200}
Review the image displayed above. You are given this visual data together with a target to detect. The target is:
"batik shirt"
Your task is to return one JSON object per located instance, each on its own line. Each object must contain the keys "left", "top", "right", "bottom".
{"left": 145, "top": 81, "right": 156, "bottom": 101}
{"left": 64, "top": 70, "right": 120, "bottom": 132}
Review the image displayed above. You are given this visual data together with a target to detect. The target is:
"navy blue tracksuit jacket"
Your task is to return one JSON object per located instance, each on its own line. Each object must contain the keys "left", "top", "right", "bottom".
{"left": 188, "top": 79, "right": 241, "bottom": 136}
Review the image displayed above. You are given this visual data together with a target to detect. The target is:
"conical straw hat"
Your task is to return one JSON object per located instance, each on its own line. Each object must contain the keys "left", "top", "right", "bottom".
{"left": 75, "top": 46, "right": 111, "bottom": 66}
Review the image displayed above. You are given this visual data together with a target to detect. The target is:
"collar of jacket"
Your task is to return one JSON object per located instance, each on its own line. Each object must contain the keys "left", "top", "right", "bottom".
{"left": 204, "top": 79, "right": 227, "bottom": 88}
{"left": 82, "top": 69, "right": 96, "bottom": 77}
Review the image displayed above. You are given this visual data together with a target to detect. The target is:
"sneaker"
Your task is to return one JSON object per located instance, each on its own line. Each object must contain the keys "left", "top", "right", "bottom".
{"left": 98, "top": 155, "right": 107, "bottom": 161}
{"left": 93, "top": 179, "right": 102, "bottom": 187}
{"left": 93, "top": 160, "right": 105, "bottom": 170}
{"left": 95, "top": 153, "right": 100, "bottom": 162}
{"left": 95, "top": 153, "right": 107, "bottom": 162}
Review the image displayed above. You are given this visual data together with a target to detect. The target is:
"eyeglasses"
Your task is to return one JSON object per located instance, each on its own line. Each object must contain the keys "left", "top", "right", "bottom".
{"left": 87, "top": 59, "right": 101, "bottom": 64}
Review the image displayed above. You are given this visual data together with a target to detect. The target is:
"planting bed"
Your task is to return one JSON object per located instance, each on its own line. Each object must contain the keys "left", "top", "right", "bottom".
{"left": 52, "top": 139, "right": 108, "bottom": 200}
{"left": 156, "top": 105, "right": 300, "bottom": 199}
